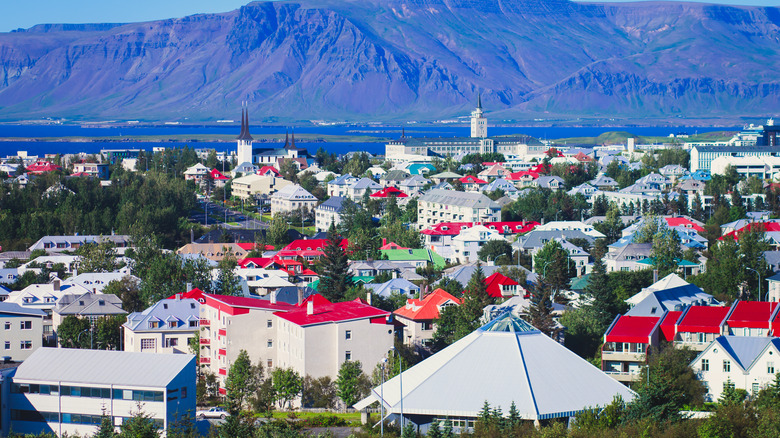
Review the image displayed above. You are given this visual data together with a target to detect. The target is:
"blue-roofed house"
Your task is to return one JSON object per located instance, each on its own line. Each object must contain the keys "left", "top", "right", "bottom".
{"left": 315, "top": 196, "right": 350, "bottom": 232}
{"left": 691, "top": 336, "right": 780, "bottom": 402}
{"left": 408, "top": 163, "right": 437, "bottom": 175}
{"left": 347, "top": 177, "right": 383, "bottom": 201}
{"left": 481, "top": 178, "right": 518, "bottom": 194}
{"left": 327, "top": 174, "right": 359, "bottom": 197}
{"left": 123, "top": 296, "right": 201, "bottom": 354}
{"left": 626, "top": 274, "right": 720, "bottom": 317}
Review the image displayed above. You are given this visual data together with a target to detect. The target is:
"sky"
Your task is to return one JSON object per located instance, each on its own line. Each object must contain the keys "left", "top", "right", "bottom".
{"left": 1, "top": 0, "right": 780, "bottom": 33}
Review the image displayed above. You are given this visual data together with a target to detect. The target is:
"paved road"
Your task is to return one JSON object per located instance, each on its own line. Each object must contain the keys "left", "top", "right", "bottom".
{"left": 191, "top": 201, "right": 268, "bottom": 230}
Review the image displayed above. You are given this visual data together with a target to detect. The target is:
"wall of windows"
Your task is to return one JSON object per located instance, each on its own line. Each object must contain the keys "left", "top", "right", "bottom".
{"left": 12, "top": 383, "right": 164, "bottom": 402}
{"left": 11, "top": 409, "right": 59, "bottom": 423}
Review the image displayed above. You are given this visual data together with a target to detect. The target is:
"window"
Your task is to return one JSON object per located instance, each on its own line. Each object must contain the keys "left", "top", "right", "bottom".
{"left": 164, "top": 338, "right": 178, "bottom": 348}
{"left": 267, "top": 359, "right": 273, "bottom": 368}
{"left": 149, "top": 321, "right": 160, "bottom": 329}
{"left": 189, "top": 320, "right": 198, "bottom": 328}
{"left": 181, "top": 387, "right": 187, "bottom": 398}
{"left": 753, "top": 383, "right": 760, "bottom": 394}
{"left": 345, "top": 351, "right": 352, "bottom": 361}
{"left": 769, "top": 362, "right": 775, "bottom": 374}
{"left": 701, "top": 359, "right": 709, "bottom": 372}
{"left": 723, "top": 360, "right": 731, "bottom": 372}
{"left": 267, "top": 340, "right": 273, "bottom": 348}
{"left": 20, "top": 341, "right": 32, "bottom": 349}
{"left": 4, "top": 322, "right": 9, "bottom": 330}
{"left": 422, "top": 322, "right": 433, "bottom": 331}
{"left": 3, "top": 341, "right": 8, "bottom": 349}
{"left": 20, "top": 321, "right": 32, "bottom": 330}
{"left": 345, "top": 330, "right": 352, "bottom": 340}
{"left": 141, "top": 339, "right": 156, "bottom": 351}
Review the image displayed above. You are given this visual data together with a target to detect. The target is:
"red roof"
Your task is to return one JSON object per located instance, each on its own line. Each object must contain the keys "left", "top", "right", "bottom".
{"left": 664, "top": 217, "right": 705, "bottom": 233}
{"left": 282, "top": 238, "right": 348, "bottom": 252}
{"left": 720, "top": 222, "right": 780, "bottom": 241}
{"left": 206, "top": 293, "right": 296, "bottom": 311}
{"left": 660, "top": 311, "right": 683, "bottom": 342}
{"left": 257, "top": 166, "right": 280, "bottom": 176}
{"left": 529, "top": 164, "right": 547, "bottom": 173}
{"left": 27, "top": 160, "right": 61, "bottom": 173}
{"left": 275, "top": 295, "right": 390, "bottom": 326}
{"left": 379, "top": 241, "right": 408, "bottom": 250}
{"left": 370, "top": 187, "right": 409, "bottom": 198}
{"left": 574, "top": 152, "right": 593, "bottom": 162}
{"left": 458, "top": 175, "right": 487, "bottom": 184}
{"left": 394, "top": 288, "right": 463, "bottom": 321}
{"left": 727, "top": 301, "right": 778, "bottom": 329}
{"left": 677, "top": 306, "right": 730, "bottom": 334}
{"left": 507, "top": 170, "right": 539, "bottom": 181}
{"left": 235, "top": 243, "right": 274, "bottom": 251}
{"left": 484, "top": 272, "right": 519, "bottom": 298}
{"left": 210, "top": 168, "right": 230, "bottom": 180}
{"left": 421, "top": 221, "right": 539, "bottom": 236}
{"left": 168, "top": 288, "right": 207, "bottom": 301}
{"left": 238, "top": 257, "right": 273, "bottom": 269}
{"left": 605, "top": 315, "right": 660, "bottom": 343}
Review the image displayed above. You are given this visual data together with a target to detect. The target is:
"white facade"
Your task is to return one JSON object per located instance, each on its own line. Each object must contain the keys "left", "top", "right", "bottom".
{"left": 451, "top": 225, "right": 506, "bottom": 263}
{"left": 417, "top": 189, "right": 501, "bottom": 229}
{"left": 0, "top": 303, "right": 45, "bottom": 361}
{"left": 270, "top": 184, "right": 318, "bottom": 216}
{"left": 232, "top": 174, "right": 293, "bottom": 200}
{"left": 470, "top": 99, "right": 487, "bottom": 138}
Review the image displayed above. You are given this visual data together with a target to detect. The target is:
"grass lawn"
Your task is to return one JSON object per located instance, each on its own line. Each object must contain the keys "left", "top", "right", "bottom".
{"left": 259, "top": 411, "right": 362, "bottom": 423}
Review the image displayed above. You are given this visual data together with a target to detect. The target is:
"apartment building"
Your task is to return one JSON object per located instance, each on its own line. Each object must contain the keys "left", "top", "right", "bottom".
{"left": 270, "top": 184, "right": 318, "bottom": 216}
{"left": 123, "top": 296, "right": 201, "bottom": 354}
{"left": 417, "top": 189, "right": 501, "bottom": 229}
{"left": 601, "top": 315, "right": 662, "bottom": 383}
{"left": 0, "top": 303, "right": 45, "bottom": 361}
{"left": 231, "top": 174, "right": 293, "bottom": 200}
{"left": 7, "top": 348, "right": 195, "bottom": 436}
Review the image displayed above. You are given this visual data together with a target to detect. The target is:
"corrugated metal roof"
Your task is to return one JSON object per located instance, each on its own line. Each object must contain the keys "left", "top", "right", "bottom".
{"left": 14, "top": 348, "right": 194, "bottom": 387}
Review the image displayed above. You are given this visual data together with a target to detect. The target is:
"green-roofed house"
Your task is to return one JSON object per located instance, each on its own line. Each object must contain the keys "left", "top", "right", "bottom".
{"left": 308, "top": 276, "right": 374, "bottom": 291}
{"left": 635, "top": 258, "right": 702, "bottom": 277}
{"left": 381, "top": 249, "right": 447, "bottom": 269}
{"left": 407, "top": 163, "right": 437, "bottom": 175}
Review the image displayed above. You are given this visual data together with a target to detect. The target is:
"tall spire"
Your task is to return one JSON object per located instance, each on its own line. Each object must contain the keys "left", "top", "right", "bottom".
{"left": 477, "top": 93, "right": 482, "bottom": 109}
{"left": 290, "top": 129, "right": 296, "bottom": 149}
{"left": 284, "top": 129, "right": 290, "bottom": 148}
{"left": 237, "top": 105, "right": 253, "bottom": 141}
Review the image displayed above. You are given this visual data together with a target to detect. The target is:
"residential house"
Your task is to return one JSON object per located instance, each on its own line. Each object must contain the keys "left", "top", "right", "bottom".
{"left": 534, "top": 221, "right": 605, "bottom": 239}
{"left": 535, "top": 175, "right": 565, "bottom": 190}
{"left": 231, "top": 174, "right": 293, "bottom": 200}
{"left": 513, "top": 230, "right": 596, "bottom": 263}
{"left": 660, "top": 164, "right": 686, "bottom": 181}
{"left": 673, "top": 305, "right": 732, "bottom": 351}
{"left": 364, "top": 278, "right": 420, "bottom": 299}
{"left": 398, "top": 175, "right": 431, "bottom": 195}
{"left": 176, "top": 243, "right": 249, "bottom": 262}
{"left": 380, "top": 249, "right": 447, "bottom": 269}
{"left": 506, "top": 170, "right": 539, "bottom": 188}
{"left": 481, "top": 178, "right": 518, "bottom": 194}
{"left": 348, "top": 260, "right": 415, "bottom": 279}
{"left": 274, "top": 296, "right": 397, "bottom": 380}
{"left": 28, "top": 235, "right": 131, "bottom": 253}
{"left": 61, "top": 272, "right": 136, "bottom": 294}
{"left": 484, "top": 272, "right": 522, "bottom": 298}
{"left": 477, "top": 164, "right": 511, "bottom": 181}
{"left": 603, "top": 243, "right": 653, "bottom": 273}
{"left": 72, "top": 162, "right": 109, "bottom": 179}
{"left": 417, "top": 189, "right": 501, "bottom": 229}
{"left": 270, "top": 184, "right": 318, "bottom": 216}
{"left": 370, "top": 187, "right": 409, "bottom": 199}
{"left": 568, "top": 183, "right": 597, "bottom": 201}
{"left": 315, "top": 196, "right": 350, "bottom": 232}
{"left": 451, "top": 225, "right": 506, "bottom": 264}
{"left": 602, "top": 315, "right": 662, "bottom": 383}
{"left": 5, "top": 281, "right": 79, "bottom": 342}
{"left": 636, "top": 173, "right": 672, "bottom": 190}
{"left": 327, "top": 174, "right": 359, "bottom": 197}
{"left": 381, "top": 170, "right": 411, "bottom": 188}
{"left": 7, "top": 348, "right": 195, "bottom": 436}
{"left": 428, "top": 171, "right": 462, "bottom": 185}
{"left": 231, "top": 162, "right": 259, "bottom": 177}
{"left": 691, "top": 336, "right": 780, "bottom": 402}
{"left": 723, "top": 301, "right": 778, "bottom": 337}
{"left": 123, "top": 296, "right": 200, "bottom": 354}
{"left": 394, "top": 288, "right": 462, "bottom": 347}
{"left": 0, "top": 302, "right": 45, "bottom": 361}
{"left": 421, "top": 221, "right": 538, "bottom": 248}
{"left": 183, "top": 163, "right": 209, "bottom": 183}
{"left": 347, "top": 178, "right": 383, "bottom": 201}
{"left": 458, "top": 175, "right": 488, "bottom": 191}
{"left": 52, "top": 292, "right": 126, "bottom": 345}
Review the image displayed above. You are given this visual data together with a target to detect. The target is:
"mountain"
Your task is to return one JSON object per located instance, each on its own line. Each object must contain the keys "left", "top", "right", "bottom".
{"left": 1, "top": 0, "right": 780, "bottom": 122}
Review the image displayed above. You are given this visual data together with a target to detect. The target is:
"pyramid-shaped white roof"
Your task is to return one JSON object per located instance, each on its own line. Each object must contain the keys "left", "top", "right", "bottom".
{"left": 627, "top": 273, "right": 690, "bottom": 306}
{"left": 355, "top": 313, "right": 634, "bottom": 420}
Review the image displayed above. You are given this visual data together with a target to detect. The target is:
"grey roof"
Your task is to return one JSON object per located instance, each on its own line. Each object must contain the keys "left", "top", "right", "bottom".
{"left": 444, "top": 263, "right": 535, "bottom": 286}
{"left": 364, "top": 278, "right": 420, "bottom": 298}
{"left": 482, "top": 178, "right": 517, "bottom": 193}
{"left": 354, "top": 313, "right": 635, "bottom": 418}
{"left": 535, "top": 176, "right": 565, "bottom": 189}
{"left": 605, "top": 243, "right": 653, "bottom": 262}
{"left": 589, "top": 175, "right": 618, "bottom": 187}
{"left": 419, "top": 189, "right": 499, "bottom": 209}
{"left": 399, "top": 174, "right": 431, "bottom": 187}
{"left": 352, "top": 177, "right": 382, "bottom": 190}
{"left": 515, "top": 230, "right": 595, "bottom": 251}
{"left": 62, "top": 272, "right": 135, "bottom": 294}
{"left": 626, "top": 285, "right": 718, "bottom": 317}
{"left": 124, "top": 298, "right": 200, "bottom": 333}
{"left": 330, "top": 174, "right": 358, "bottom": 186}
{"left": 381, "top": 170, "right": 411, "bottom": 182}
{"left": 55, "top": 292, "right": 126, "bottom": 316}
{"left": 14, "top": 347, "right": 195, "bottom": 388}
{"left": 714, "top": 336, "right": 779, "bottom": 371}
{"left": 0, "top": 302, "right": 46, "bottom": 317}
{"left": 317, "top": 196, "right": 349, "bottom": 213}
{"left": 432, "top": 182, "right": 454, "bottom": 190}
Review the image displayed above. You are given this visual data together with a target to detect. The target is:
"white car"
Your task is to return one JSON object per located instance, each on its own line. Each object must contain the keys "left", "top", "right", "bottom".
{"left": 196, "top": 407, "right": 227, "bottom": 419}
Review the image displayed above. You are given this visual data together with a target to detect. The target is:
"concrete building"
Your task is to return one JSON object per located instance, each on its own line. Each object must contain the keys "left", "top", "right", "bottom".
{"left": 315, "top": 196, "right": 349, "bottom": 232}
{"left": 394, "top": 288, "right": 461, "bottom": 348}
{"left": 690, "top": 144, "right": 780, "bottom": 172}
{"left": 7, "top": 348, "right": 195, "bottom": 436}
{"left": 52, "top": 292, "right": 126, "bottom": 345}
{"left": 417, "top": 189, "right": 501, "bottom": 229}
{"left": 451, "top": 225, "right": 506, "bottom": 264}
{"left": 274, "top": 295, "right": 397, "bottom": 380}
{"left": 231, "top": 174, "right": 293, "bottom": 200}
{"left": 123, "top": 296, "right": 201, "bottom": 354}
{"left": 270, "top": 184, "right": 318, "bottom": 216}
{"left": 72, "top": 162, "right": 109, "bottom": 179}
{"left": 601, "top": 315, "right": 662, "bottom": 383}
{"left": 28, "top": 235, "right": 132, "bottom": 254}
{"left": 5, "top": 281, "right": 76, "bottom": 342}
{"left": 0, "top": 303, "right": 45, "bottom": 361}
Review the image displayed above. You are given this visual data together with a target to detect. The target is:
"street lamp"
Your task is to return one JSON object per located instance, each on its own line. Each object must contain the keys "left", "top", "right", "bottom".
{"left": 77, "top": 326, "right": 93, "bottom": 349}
{"left": 746, "top": 267, "right": 763, "bottom": 301}
{"left": 390, "top": 346, "right": 404, "bottom": 431}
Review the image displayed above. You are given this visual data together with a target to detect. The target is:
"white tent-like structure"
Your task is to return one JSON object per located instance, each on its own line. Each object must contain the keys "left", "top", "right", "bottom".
{"left": 355, "top": 313, "right": 635, "bottom": 431}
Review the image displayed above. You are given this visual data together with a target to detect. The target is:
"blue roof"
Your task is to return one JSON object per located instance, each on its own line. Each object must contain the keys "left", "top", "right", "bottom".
{"left": 717, "top": 336, "right": 775, "bottom": 370}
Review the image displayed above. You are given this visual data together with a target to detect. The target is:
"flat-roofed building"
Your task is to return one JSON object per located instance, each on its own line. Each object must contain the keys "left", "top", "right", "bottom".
{"left": 7, "top": 348, "right": 195, "bottom": 436}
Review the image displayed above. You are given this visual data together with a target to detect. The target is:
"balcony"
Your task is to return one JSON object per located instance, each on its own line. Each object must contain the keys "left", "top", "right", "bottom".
{"left": 199, "top": 338, "right": 210, "bottom": 345}
{"left": 199, "top": 319, "right": 210, "bottom": 326}
{"left": 601, "top": 351, "right": 646, "bottom": 362}
{"left": 219, "top": 368, "right": 227, "bottom": 376}
{"left": 218, "top": 349, "right": 227, "bottom": 356}
{"left": 199, "top": 357, "right": 211, "bottom": 364}
{"left": 603, "top": 370, "right": 642, "bottom": 383}
{"left": 218, "top": 329, "right": 227, "bottom": 337}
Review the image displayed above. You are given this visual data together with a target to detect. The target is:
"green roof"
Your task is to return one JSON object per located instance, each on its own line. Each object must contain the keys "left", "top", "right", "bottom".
{"left": 636, "top": 258, "right": 698, "bottom": 267}
{"left": 308, "top": 276, "right": 373, "bottom": 291}
{"left": 569, "top": 274, "right": 590, "bottom": 291}
{"left": 380, "top": 249, "right": 446, "bottom": 269}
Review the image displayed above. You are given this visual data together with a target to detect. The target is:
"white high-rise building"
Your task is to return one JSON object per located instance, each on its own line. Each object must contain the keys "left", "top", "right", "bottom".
{"left": 470, "top": 94, "right": 487, "bottom": 138}
{"left": 236, "top": 108, "right": 254, "bottom": 165}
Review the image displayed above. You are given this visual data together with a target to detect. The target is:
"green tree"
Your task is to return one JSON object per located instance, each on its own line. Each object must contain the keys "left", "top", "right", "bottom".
{"left": 215, "top": 248, "right": 241, "bottom": 296}
{"left": 522, "top": 280, "right": 558, "bottom": 338}
{"left": 95, "top": 315, "right": 125, "bottom": 350}
{"left": 78, "top": 240, "right": 120, "bottom": 273}
{"left": 103, "top": 276, "right": 145, "bottom": 313}
{"left": 266, "top": 215, "right": 290, "bottom": 248}
{"left": 94, "top": 410, "right": 118, "bottom": 438}
{"left": 593, "top": 204, "right": 624, "bottom": 244}
{"left": 533, "top": 239, "right": 574, "bottom": 292}
{"left": 301, "top": 375, "right": 337, "bottom": 409}
{"left": 477, "top": 240, "right": 514, "bottom": 265}
{"left": 336, "top": 360, "right": 371, "bottom": 408}
{"left": 316, "top": 224, "right": 353, "bottom": 302}
{"left": 225, "top": 350, "right": 259, "bottom": 414}
{"left": 57, "top": 315, "right": 92, "bottom": 348}
{"left": 118, "top": 404, "right": 161, "bottom": 438}
{"left": 651, "top": 226, "right": 682, "bottom": 276}
{"left": 271, "top": 367, "right": 303, "bottom": 410}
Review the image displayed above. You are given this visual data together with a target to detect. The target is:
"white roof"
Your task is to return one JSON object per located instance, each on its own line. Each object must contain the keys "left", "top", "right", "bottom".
{"left": 627, "top": 273, "right": 690, "bottom": 306}
{"left": 14, "top": 347, "right": 194, "bottom": 388}
{"left": 354, "top": 314, "right": 635, "bottom": 419}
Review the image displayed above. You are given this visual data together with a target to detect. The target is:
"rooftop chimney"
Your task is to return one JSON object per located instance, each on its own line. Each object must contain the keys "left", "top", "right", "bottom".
{"left": 366, "top": 292, "right": 372, "bottom": 306}
{"left": 297, "top": 288, "right": 304, "bottom": 306}
{"left": 653, "top": 269, "right": 658, "bottom": 283}
{"left": 52, "top": 279, "right": 60, "bottom": 291}
{"left": 186, "top": 282, "right": 192, "bottom": 292}
{"left": 307, "top": 300, "right": 314, "bottom": 315}
{"left": 270, "top": 291, "right": 277, "bottom": 304}
{"left": 175, "top": 293, "right": 181, "bottom": 300}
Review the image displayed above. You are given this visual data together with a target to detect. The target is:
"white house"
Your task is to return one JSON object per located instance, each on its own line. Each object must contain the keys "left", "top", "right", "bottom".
{"left": 691, "top": 336, "right": 780, "bottom": 402}
{"left": 417, "top": 189, "right": 501, "bottom": 229}
{"left": 123, "top": 296, "right": 201, "bottom": 354}
{"left": 0, "top": 303, "right": 45, "bottom": 361}
{"left": 451, "top": 225, "right": 506, "bottom": 264}
{"left": 270, "top": 184, "right": 318, "bottom": 216}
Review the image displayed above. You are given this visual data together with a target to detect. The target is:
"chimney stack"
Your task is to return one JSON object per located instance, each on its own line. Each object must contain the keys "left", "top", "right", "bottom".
{"left": 653, "top": 269, "right": 658, "bottom": 283}
{"left": 382, "top": 238, "right": 387, "bottom": 246}
{"left": 307, "top": 300, "right": 314, "bottom": 315}
{"left": 186, "top": 282, "right": 192, "bottom": 292}
{"left": 175, "top": 293, "right": 181, "bottom": 300}
{"left": 297, "top": 288, "right": 304, "bottom": 306}
{"left": 52, "top": 279, "right": 60, "bottom": 291}
{"left": 366, "top": 292, "right": 372, "bottom": 306}
{"left": 270, "top": 291, "right": 277, "bottom": 304}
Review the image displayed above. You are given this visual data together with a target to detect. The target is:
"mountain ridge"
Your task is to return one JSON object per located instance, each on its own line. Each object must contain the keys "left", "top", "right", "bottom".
{"left": 1, "top": 0, "right": 779, "bottom": 122}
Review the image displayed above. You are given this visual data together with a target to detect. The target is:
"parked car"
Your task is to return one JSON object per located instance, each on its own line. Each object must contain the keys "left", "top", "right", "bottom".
{"left": 196, "top": 406, "right": 227, "bottom": 419}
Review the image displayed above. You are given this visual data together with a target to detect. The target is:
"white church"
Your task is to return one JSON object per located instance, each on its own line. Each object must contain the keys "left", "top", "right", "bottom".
{"left": 384, "top": 96, "right": 546, "bottom": 163}
{"left": 236, "top": 108, "right": 306, "bottom": 169}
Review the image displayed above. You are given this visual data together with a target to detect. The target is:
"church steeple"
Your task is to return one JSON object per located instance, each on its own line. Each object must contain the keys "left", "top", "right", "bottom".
{"left": 236, "top": 104, "right": 254, "bottom": 164}
{"left": 290, "top": 130, "right": 296, "bottom": 149}
{"left": 477, "top": 93, "right": 482, "bottom": 110}
{"left": 237, "top": 107, "right": 253, "bottom": 141}
{"left": 284, "top": 130, "right": 290, "bottom": 148}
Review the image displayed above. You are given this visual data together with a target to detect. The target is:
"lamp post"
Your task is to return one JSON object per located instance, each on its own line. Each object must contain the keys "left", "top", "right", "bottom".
{"left": 380, "top": 358, "right": 386, "bottom": 437}
{"left": 746, "top": 267, "right": 762, "bottom": 301}
{"left": 390, "top": 346, "right": 404, "bottom": 431}
{"left": 77, "top": 326, "right": 93, "bottom": 350}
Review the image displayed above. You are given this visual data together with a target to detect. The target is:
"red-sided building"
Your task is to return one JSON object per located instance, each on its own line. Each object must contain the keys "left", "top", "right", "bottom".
{"left": 602, "top": 315, "right": 662, "bottom": 383}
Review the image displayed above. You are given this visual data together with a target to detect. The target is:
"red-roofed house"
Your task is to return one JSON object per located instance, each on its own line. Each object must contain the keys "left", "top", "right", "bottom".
{"left": 660, "top": 311, "right": 683, "bottom": 342}
{"left": 673, "top": 305, "right": 731, "bottom": 351}
{"left": 209, "top": 168, "right": 230, "bottom": 187}
{"left": 370, "top": 187, "right": 408, "bottom": 198}
{"left": 274, "top": 295, "right": 398, "bottom": 380}
{"left": 602, "top": 315, "right": 662, "bottom": 382}
{"left": 484, "top": 272, "right": 522, "bottom": 298}
{"left": 238, "top": 257, "right": 274, "bottom": 269}
{"left": 27, "top": 160, "right": 62, "bottom": 174}
{"left": 506, "top": 170, "right": 539, "bottom": 188}
{"left": 258, "top": 166, "right": 281, "bottom": 177}
{"left": 458, "top": 175, "right": 488, "bottom": 191}
{"left": 379, "top": 239, "right": 409, "bottom": 250}
{"left": 394, "top": 288, "right": 462, "bottom": 347}
{"left": 665, "top": 217, "right": 705, "bottom": 233}
{"left": 719, "top": 222, "right": 780, "bottom": 248}
{"left": 724, "top": 301, "right": 779, "bottom": 337}
{"left": 421, "top": 221, "right": 539, "bottom": 247}
{"left": 282, "top": 239, "right": 348, "bottom": 253}
{"left": 199, "top": 293, "right": 297, "bottom": 391}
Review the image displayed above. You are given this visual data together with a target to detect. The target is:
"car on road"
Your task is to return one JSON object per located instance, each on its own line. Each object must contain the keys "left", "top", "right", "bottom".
{"left": 196, "top": 407, "right": 228, "bottom": 419}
